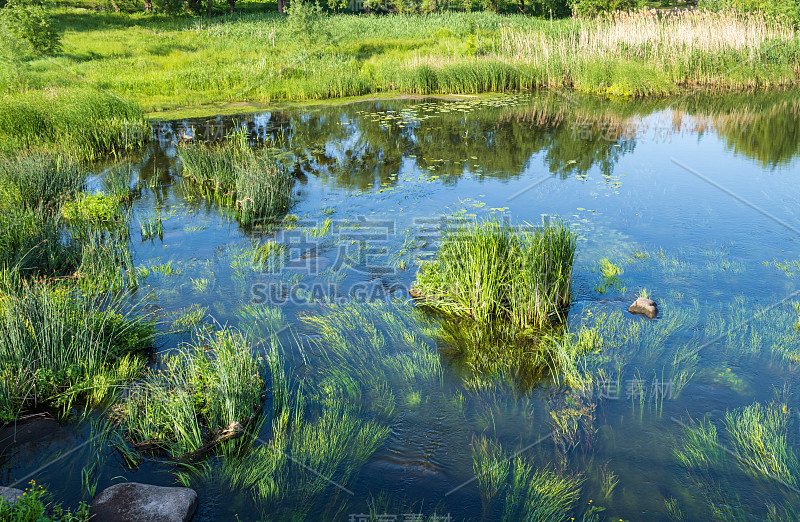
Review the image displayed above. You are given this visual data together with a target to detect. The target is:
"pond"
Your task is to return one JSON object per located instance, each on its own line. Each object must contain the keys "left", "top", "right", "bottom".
{"left": 3, "top": 91, "right": 800, "bottom": 520}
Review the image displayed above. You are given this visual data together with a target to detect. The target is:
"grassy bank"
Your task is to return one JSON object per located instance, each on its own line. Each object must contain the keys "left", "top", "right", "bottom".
{"left": 3, "top": 7, "right": 795, "bottom": 117}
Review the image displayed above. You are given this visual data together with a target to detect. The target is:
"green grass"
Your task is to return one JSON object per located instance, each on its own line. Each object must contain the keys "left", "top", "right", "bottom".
{"left": 115, "top": 328, "right": 264, "bottom": 459}
{"left": 0, "top": 88, "right": 148, "bottom": 161}
{"left": 178, "top": 130, "right": 294, "bottom": 226}
{"left": 725, "top": 402, "right": 799, "bottom": 485}
{"left": 0, "top": 8, "right": 795, "bottom": 122}
{"left": 0, "top": 275, "right": 154, "bottom": 423}
{"left": 413, "top": 217, "right": 576, "bottom": 330}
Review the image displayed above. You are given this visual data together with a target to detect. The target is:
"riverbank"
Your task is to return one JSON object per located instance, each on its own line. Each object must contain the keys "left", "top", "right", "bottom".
{"left": 11, "top": 8, "right": 800, "bottom": 111}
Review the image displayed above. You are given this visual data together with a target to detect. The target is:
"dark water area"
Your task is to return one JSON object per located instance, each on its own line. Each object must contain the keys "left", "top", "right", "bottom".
{"left": 4, "top": 91, "right": 800, "bottom": 521}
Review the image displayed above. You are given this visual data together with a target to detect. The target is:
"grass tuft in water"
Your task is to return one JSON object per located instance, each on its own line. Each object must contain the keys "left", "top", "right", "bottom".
{"left": 178, "top": 130, "right": 293, "bottom": 227}
{"left": 725, "top": 401, "right": 799, "bottom": 485}
{"left": 115, "top": 328, "right": 264, "bottom": 460}
{"left": 0, "top": 274, "right": 154, "bottom": 423}
{"left": 414, "top": 217, "right": 576, "bottom": 330}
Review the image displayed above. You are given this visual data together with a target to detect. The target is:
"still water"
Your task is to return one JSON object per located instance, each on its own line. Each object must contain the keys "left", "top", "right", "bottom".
{"left": 3, "top": 91, "right": 800, "bottom": 520}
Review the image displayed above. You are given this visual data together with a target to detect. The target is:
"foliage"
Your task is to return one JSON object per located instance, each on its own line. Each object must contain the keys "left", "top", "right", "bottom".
{"left": 0, "top": 275, "right": 153, "bottom": 423}
{"left": 115, "top": 328, "right": 264, "bottom": 459}
{"left": 570, "top": 0, "right": 645, "bottom": 17}
{"left": 285, "top": 0, "right": 329, "bottom": 48}
{"left": 1, "top": 0, "right": 62, "bottom": 55}
{"left": 0, "top": 482, "right": 90, "bottom": 522}
{"left": 700, "top": 0, "right": 800, "bottom": 26}
{"left": 414, "top": 217, "right": 576, "bottom": 330}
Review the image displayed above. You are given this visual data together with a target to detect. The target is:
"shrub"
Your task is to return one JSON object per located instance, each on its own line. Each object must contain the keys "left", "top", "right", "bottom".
{"left": 700, "top": 0, "right": 800, "bottom": 26}
{"left": 1, "top": 0, "right": 61, "bottom": 56}
{"left": 570, "top": 0, "right": 644, "bottom": 17}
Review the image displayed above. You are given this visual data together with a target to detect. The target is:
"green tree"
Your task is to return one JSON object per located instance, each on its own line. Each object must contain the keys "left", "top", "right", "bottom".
{"left": 2, "top": 0, "right": 61, "bottom": 56}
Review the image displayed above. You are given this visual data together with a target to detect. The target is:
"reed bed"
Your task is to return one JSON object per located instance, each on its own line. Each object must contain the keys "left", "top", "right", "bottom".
{"left": 0, "top": 88, "right": 148, "bottom": 160}
{"left": 413, "top": 217, "right": 576, "bottom": 330}
{"left": 0, "top": 275, "right": 154, "bottom": 423}
{"left": 178, "top": 131, "right": 294, "bottom": 226}
{"left": 400, "top": 9, "right": 800, "bottom": 96}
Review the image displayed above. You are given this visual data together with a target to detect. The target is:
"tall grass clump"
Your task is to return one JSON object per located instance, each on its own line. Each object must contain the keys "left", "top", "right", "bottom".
{"left": 0, "top": 88, "right": 148, "bottom": 160}
{"left": 413, "top": 217, "right": 576, "bottom": 330}
{"left": 0, "top": 151, "right": 84, "bottom": 275}
{"left": 115, "top": 328, "right": 265, "bottom": 460}
{"left": 0, "top": 274, "right": 154, "bottom": 424}
{"left": 178, "top": 131, "right": 293, "bottom": 226}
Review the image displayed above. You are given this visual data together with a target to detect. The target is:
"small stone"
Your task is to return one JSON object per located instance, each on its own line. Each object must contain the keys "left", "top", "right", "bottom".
{"left": 0, "top": 486, "right": 25, "bottom": 505}
{"left": 90, "top": 483, "right": 198, "bottom": 522}
{"left": 628, "top": 297, "right": 658, "bottom": 319}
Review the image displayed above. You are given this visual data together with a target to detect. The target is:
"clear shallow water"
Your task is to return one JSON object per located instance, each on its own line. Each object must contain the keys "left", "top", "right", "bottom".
{"left": 3, "top": 92, "right": 800, "bottom": 520}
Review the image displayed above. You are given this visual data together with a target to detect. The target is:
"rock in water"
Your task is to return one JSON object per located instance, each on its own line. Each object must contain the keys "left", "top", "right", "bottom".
{"left": 628, "top": 297, "right": 658, "bottom": 319}
{"left": 0, "top": 486, "right": 24, "bottom": 505}
{"left": 90, "top": 483, "right": 198, "bottom": 522}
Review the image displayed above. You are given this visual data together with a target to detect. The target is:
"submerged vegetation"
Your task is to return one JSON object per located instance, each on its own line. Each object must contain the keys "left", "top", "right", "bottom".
{"left": 674, "top": 398, "right": 800, "bottom": 519}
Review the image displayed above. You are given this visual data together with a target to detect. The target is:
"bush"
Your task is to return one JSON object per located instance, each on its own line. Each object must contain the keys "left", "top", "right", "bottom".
{"left": 699, "top": 0, "right": 800, "bottom": 26}
{"left": 570, "top": 0, "right": 644, "bottom": 16}
{"left": 1, "top": 0, "right": 61, "bottom": 56}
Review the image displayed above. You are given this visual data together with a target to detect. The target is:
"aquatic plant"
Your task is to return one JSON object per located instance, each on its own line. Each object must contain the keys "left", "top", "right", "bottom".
{"left": 237, "top": 303, "right": 286, "bottom": 337}
{"left": 549, "top": 390, "right": 596, "bottom": 456}
{"left": 725, "top": 401, "right": 798, "bottom": 485}
{"left": 139, "top": 217, "right": 163, "bottom": 241}
{"left": 413, "top": 217, "right": 576, "bottom": 330}
{"left": 301, "top": 301, "right": 442, "bottom": 418}
{"left": 62, "top": 192, "right": 125, "bottom": 227}
{"left": 470, "top": 437, "right": 584, "bottom": 520}
{"left": 173, "top": 304, "right": 209, "bottom": 331}
{"left": 594, "top": 258, "right": 623, "bottom": 294}
{"left": 178, "top": 130, "right": 293, "bottom": 226}
{"left": 438, "top": 319, "right": 600, "bottom": 392}
{"left": 115, "top": 328, "right": 264, "bottom": 459}
{"left": 674, "top": 417, "right": 725, "bottom": 471}
{"left": 0, "top": 275, "right": 154, "bottom": 423}
{"left": 473, "top": 436, "right": 510, "bottom": 507}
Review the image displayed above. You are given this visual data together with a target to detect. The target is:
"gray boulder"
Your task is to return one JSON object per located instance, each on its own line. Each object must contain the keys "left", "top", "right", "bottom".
{"left": 628, "top": 297, "right": 658, "bottom": 319}
{"left": 0, "top": 486, "right": 24, "bottom": 506}
{"left": 90, "top": 483, "right": 198, "bottom": 522}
